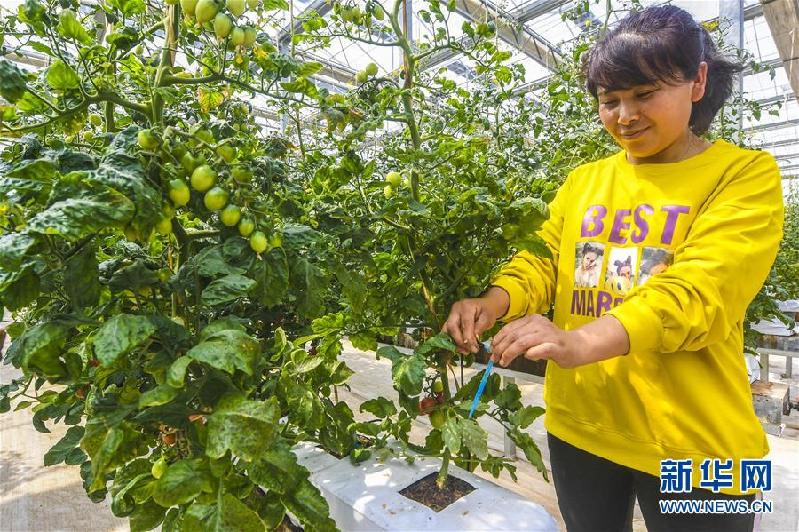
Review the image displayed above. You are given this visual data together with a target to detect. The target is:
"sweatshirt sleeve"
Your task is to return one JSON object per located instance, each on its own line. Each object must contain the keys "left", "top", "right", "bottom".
{"left": 489, "top": 173, "right": 572, "bottom": 322}
{"left": 608, "top": 152, "right": 784, "bottom": 355}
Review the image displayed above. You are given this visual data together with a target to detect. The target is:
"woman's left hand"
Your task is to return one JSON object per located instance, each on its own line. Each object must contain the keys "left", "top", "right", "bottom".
{"left": 490, "top": 314, "right": 585, "bottom": 369}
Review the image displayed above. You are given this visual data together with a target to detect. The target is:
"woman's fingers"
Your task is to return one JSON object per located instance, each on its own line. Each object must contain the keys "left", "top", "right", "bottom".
{"left": 524, "top": 342, "right": 554, "bottom": 362}
{"left": 493, "top": 316, "right": 536, "bottom": 356}
{"left": 461, "top": 303, "right": 480, "bottom": 353}
{"left": 497, "top": 332, "right": 538, "bottom": 367}
{"left": 442, "top": 311, "right": 469, "bottom": 354}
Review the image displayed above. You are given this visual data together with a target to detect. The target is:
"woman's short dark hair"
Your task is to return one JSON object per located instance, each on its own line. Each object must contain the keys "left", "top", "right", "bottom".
{"left": 581, "top": 5, "right": 743, "bottom": 134}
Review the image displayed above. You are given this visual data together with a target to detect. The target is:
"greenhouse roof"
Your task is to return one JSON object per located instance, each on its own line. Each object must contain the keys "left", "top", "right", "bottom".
{"left": 1, "top": 0, "right": 798, "bottom": 177}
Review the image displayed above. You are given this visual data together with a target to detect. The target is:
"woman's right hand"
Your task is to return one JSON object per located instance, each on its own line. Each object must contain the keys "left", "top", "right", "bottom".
{"left": 441, "top": 286, "right": 509, "bottom": 354}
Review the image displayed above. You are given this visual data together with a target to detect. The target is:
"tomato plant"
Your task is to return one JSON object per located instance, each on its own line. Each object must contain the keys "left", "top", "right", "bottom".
{"left": 0, "top": 0, "right": 354, "bottom": 529}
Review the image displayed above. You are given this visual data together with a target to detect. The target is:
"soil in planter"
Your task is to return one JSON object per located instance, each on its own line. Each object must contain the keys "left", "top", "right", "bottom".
{"left": 399, "top": 473, "right": 475, "bottom": 512}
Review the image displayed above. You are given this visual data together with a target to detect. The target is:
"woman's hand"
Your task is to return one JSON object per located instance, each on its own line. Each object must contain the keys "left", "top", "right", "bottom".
{"left": 491, "top": 314, "right": 631, "bottom": 369}
{"left": 491, "top": 314, "right": 585, "bottom": 368}
{"left": 441, "top": 287, "right": 508, "bottom": 354}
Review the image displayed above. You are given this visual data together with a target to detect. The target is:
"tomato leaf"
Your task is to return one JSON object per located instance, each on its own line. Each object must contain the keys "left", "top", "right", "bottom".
{"left": 201, "top": 273, "right": 256, "bottom": 307}
{"left": 129, "top": 500, "right": 166, "bottom": 531}
{"left": 166, "top": 355, "right": 193, "bottom": 388}
{"left": 460, "top": 418, "right": 488, "bottom": 460}
{"left": 281, "top": 479, "right": 335, "bottom": 532}
{"left": 360, "top": 397, "right": 397, "bottom": 419}
{"left": 46, "top": 60, "right": 81, "bottom": 90}
{"left": 250, "top": 247, "right": 289, "bottom": 308}
{"left": 509, "top": 405, "right": 545, "bottom": 429}
{"left": 57, "top": 9, "right": 92, "bottom": 44}
{"left": 64, "top": 243, "right": 100, "bottom": 309}
{"left": 0, "top": 59, "right": 29, "bottom": 102}
{"left": 0, "top": 158, "right": 57, "bottom": 203}
{"left": 138, "top": 384, "right": 180, "bottom": 408}
{"left": 44, "top": 425, "right": 85, "bottom": 466}
{"left": 206, "top": 395, "right": 280, "bottom": 462}
{"left": 28, "top": 178, "right": 135, "bottom": 240}
{"left": 6, "top": 321, "right": 69, "bottom": 377}
{"left": 509, "top": 429, "right": 548, "bottom": 481}
{"left": 415, "top": 332, "right": 457, "bottom": 356}
{"left": 93, "top": 314, "right": 157, "bottom": 367}
{"left": 441, "top": 416, "right": 461, "bottom": 455}
{"left": 153, "top": 458, "right": 214, "bottom": 507}
{"left": 391, "top": 353, "right": 425, "bottom": 396}
{"left": 187, "top": 329, "right": 260, "bottom": 376}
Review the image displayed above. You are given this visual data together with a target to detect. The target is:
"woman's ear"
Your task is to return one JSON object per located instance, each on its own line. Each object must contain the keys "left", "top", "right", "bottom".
{"left": 691, "top": 61, "right": 709, "bottom": 102}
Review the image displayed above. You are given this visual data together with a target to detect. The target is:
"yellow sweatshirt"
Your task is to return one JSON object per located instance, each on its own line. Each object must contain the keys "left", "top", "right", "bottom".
{"left": 491, "top": 139, "right": 783, "bottom": 495}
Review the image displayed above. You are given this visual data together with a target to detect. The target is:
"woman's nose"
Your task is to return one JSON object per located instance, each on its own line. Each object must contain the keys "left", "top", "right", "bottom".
{"left": 617, "top": 100, "right": 640, "bottom": 125}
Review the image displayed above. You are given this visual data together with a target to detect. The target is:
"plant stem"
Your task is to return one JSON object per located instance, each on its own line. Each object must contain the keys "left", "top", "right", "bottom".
{"left": 436, "top": 451, "right": 450, "bottom": 489}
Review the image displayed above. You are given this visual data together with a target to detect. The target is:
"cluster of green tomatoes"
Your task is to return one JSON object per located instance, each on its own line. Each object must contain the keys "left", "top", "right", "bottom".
{"left": 382, "top": 170, "right": 410, "bottom": 198}
{"left": 178, "top": 0, "right": 259, "bottom": 49}
{"left": 137, "top": 128, "right": 271, "bottom": 254}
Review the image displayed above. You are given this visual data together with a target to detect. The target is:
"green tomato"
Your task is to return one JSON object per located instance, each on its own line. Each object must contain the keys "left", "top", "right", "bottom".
{"left": 171, "top": 142, "right": 188, "bottom": 161}
{"left": 155, "top": 217, "right": 173, "bottom": 235}
{"left": 430, "top": 409, "right": 446, "bottom": 429}
{"left": 230, "top": 27, "right": 246, "bottom": 46}
{"left": 246, "top": 0, "right": 258, "bottom": 8}
{"left": 166, "top": 0, "right": 179, "bottom": 4}
{"left": 168, "top": 179, "right": 191, "bottom": 207}
{"left": 386, "top": 171, "right": 401, "bottom": 188}
{"left": 137, "top": 129, "right": 159, "bottom": 150}
{"left": 220, "top": 204, "right": 241, "bottom": 226}
{"left": 355, "top": 70, "right": 368, "bottom": 84}
{"left": 243, "top": 26, "right": 257, "bottom": 47}
{"left": 195, "top": 0, "right": 219, "bottom": 24}
{"left": 250, "top": 231, "right": 267, "bottom": 253}
{"left": 89, "top": 113, "right": 102, "bottom": 127}
{"left": 432, "top": 379, "right": 444, "bottom": 394}
{"left": 226, "top": 0, "right": 246, "bottom": 16}
{"left": 151, "top": 457, "right": 168, "bottom": 479}
{"left": 214, "top": 13, "right": 233, "bottom": 39}
{"left": 181, "top": 0, "right": 198, "bottom": 16}
{"left": 383, "top": 185, "right": 394, "bottom": 199}
{"left": 194, "top": 128, "right": 215, "bottom": 144}
{"left": 231, "top": 166, "right": 252, "bottom": 183}
{"left": 238, "top": 217, "right": 255, "bottom": 236}
{"left": 216, "top": 144, "right": 236, "bottom": 162}
{"left": 203, "top": 186, "right": 228, "bottom": 211}
{"left": 180, "top": 152, "right": 197, "bottom": 173}
{"left": 365, "top": 62, "right": 378, "bottom": 76}
{"left": 191, "top": 164, "right": 216, "bottom": 192}
{"left": 268, "top": 232, "right": 282, "bottom": 248}
{"left": 373, "top": 4, "right": 384, "bottom": 20}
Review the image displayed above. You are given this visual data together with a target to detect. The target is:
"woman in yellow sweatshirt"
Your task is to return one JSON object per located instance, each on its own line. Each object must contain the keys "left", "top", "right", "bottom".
{"left": 443, "top": 5, "right": 783, "bottom": 532}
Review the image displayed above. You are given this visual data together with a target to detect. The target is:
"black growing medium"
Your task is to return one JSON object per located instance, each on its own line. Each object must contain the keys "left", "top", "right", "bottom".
{"left": 399, "top": 473, "right": 476, "bottom": 512}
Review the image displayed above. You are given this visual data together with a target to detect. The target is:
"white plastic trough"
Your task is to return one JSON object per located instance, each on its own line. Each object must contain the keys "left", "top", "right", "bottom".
{"left": 293, "top": 443, "right": 558, "bottom": 531}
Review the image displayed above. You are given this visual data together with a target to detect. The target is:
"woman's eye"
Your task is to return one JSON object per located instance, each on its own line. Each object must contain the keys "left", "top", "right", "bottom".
{"left": 637, "top": 91, "right": 653, "bottom": 99}
{"left": 601, "top": 100, "right": 618, "bottom": 107}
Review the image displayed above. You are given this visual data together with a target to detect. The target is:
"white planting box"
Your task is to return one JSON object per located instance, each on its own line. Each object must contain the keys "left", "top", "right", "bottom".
{"left": 294, "top": 443, "right": 557, "bottom": 531}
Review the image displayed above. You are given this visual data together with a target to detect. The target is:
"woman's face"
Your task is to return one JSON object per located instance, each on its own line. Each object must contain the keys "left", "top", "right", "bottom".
{"left": 596, "top": 62, "right": 707, "bottom": 163}
{"left": 582, "top": 251, "right": 598, "bottom": 270}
